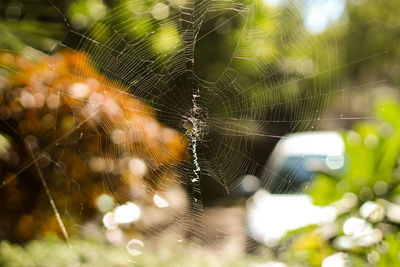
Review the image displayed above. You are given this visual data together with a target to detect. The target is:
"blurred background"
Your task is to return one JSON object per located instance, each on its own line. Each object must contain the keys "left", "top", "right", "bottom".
{"left": 1, "top": 0, "right": 400, "bottom": 266}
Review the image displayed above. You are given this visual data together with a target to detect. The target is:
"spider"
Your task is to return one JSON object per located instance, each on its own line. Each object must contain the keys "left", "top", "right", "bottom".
{"left": 179, "top": 119, "right": 201, "bottom": 144}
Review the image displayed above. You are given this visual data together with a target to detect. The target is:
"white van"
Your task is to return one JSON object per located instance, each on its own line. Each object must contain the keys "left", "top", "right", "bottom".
{"left": 246, "top": 131, "right": 345, "bottom": 246}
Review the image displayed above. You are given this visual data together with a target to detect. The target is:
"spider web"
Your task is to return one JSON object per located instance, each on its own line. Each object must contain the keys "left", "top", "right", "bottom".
{"left": 0, "top": 0, "right": 391, "bottom": 259}
{"left": 65, "top": 0, "right": 340, "bottom": 248}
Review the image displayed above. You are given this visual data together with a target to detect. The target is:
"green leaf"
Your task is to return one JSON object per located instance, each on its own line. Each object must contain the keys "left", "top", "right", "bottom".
{"left": 307, "top": 174, "right": 342, "bottom": 205}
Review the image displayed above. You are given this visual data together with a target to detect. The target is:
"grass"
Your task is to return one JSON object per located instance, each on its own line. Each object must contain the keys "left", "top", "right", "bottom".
{"left": 0, "top": 235, "right": 272, "bottom": 267}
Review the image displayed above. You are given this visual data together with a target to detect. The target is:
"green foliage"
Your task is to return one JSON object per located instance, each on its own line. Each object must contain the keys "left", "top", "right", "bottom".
{"left": 378, "top": 234, "right": 400, "bottom": 267}
{"left": 307, "top": 174, "right": 342, "bottom": 205}
{"left": 344, "top": 0, "right": 400, "bottom": 86}
{"left": 309, "top": 100, "right": 400, "bottom": 205}
{"left": 0, "top": 237, "right": 128, "bottom": 267}
{"left": 0, "top": 236, "right": 270, "bottom": 267}
{"left": 295, "top": 100, "right": 400, "bottom": 266}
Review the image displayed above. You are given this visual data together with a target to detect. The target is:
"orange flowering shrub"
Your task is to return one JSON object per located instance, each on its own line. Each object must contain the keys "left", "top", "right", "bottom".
{"left": 0, "top": 51, "right": 187, "bottom": 242}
